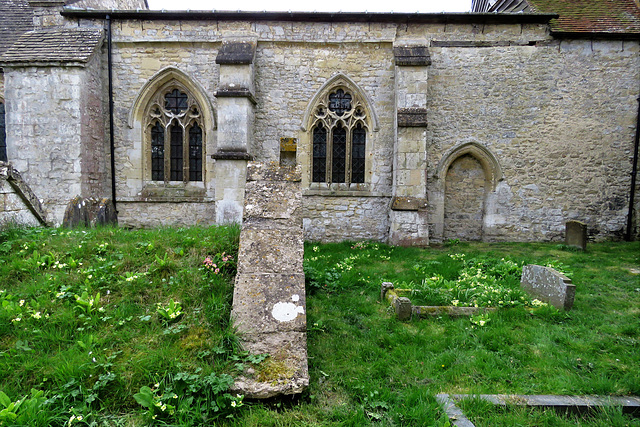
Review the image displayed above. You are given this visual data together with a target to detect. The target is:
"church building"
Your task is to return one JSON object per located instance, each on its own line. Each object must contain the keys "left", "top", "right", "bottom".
{"left": 0, "top": 0, "right": 639, "bottom": 244}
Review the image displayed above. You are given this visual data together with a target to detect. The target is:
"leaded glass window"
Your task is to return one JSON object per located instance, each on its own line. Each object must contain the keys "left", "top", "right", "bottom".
{"left": 189, "top": 125, "right": 203, "bottom": 182}
{"left": 312, "top": 124, "right": 327, "bottom": 183}
{"left": 151, "top": 121, "right": 164, "bottom": 181}
{"left": 0, "top": 102, "right": 6, "bottom": 162}
{"left": 310, "top": 87, "right": 368, "bottom": 185}
{"left": 145, "top": 84, "right": 204, "bottom": 182}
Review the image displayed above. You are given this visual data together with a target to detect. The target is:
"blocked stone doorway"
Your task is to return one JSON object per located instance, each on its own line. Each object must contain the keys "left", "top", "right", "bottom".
{"left": 443, "top": 154, "right": 487, "bottom": 241}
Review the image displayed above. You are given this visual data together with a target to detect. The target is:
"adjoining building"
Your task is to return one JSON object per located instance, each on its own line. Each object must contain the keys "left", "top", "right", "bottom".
{"left": 1, "top": 0, "right": 638, "bottom": 243}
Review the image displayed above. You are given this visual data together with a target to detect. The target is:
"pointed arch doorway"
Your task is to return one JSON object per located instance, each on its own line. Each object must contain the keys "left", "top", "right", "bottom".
{"left": 432, "top": 142, "right": 503, "bottom": 242}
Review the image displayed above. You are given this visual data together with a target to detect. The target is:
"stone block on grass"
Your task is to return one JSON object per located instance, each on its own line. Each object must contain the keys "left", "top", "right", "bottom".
{"left": 521, "top": 265, "right": 575, "bottom": 310}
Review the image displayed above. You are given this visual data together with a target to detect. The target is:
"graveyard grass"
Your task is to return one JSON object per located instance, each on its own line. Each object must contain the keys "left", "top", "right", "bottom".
{"left": 0, "top": 225, "right": 638, "bottom": 426}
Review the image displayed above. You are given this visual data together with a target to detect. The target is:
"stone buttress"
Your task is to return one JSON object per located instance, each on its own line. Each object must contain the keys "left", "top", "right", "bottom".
{"left": 389, "top": 44, "right": 431, "bottom": 246}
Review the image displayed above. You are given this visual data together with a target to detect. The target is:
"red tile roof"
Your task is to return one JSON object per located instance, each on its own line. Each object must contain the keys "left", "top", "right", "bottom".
{"left": 527, "top": 0, "right": 640, "bottom": 34}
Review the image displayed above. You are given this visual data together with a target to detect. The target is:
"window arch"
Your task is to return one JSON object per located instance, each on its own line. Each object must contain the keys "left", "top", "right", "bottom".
{"left": 309, "top": 87, "right": 369, "bottom": 184}
{"left": 145, "top": 82, "right": 204, "bottom": 182}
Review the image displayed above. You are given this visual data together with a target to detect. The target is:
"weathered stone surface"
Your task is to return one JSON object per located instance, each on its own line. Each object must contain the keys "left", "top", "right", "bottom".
{"left": 521, "top": 265, "right": 576, "bottom": 310}
{"left": 237, "top": 227, "right": 303, "bottom": 274}
{"left": 395, "top": 297, "right": 412, "bottom": 321}
{"left": 246, "top": 162, "right": 301, "bottom": 182}
{"left": 244, "top": 180, "right": 302, "bottom": 221}
{"left": 216, "top": 40, "right": 257, "bottom": 65}
{"left": 62, "top": 196, "right": 117, "bottom": 228}
{"left": 232, "top": 273, "right": 306, "bottom": 334}
{"left": 565, "top": 220, "right": 587, "bottom": 250}
{"left": 435, "top": 394, "right": 477, "bottom": 427}
{"left": 0, "top": 163, "right": 48, "bottom": 226}
{"left": 230, "top": 331, "right": 308, "bottom": 399}
{"left": 391, "top": 196, "right": 428, "bottom": 211}
{"left": 447, "top": 394, "right": 640, "bottom": 416}
{"left": 232, "top": 162, "right": 307, "bottom": 398}
{"left": 397, "top": 108, "right": 429, "bottom": 127}
{"left": 393, "top": 46, "right": 432, "bottom": 66}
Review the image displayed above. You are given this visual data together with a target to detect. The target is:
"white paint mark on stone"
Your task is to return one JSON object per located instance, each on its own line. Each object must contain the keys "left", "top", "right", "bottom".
{"left": 291, "top": 294, "right": 299, "bottom": 302}
{"left": 272, "top": 301, "right": 304, "bottom": 322}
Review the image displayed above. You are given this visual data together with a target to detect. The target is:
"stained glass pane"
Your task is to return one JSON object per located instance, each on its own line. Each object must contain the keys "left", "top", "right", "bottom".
{"left": 165, "top": 89, "right": 188, "bottom": 114}
{"left": 332, "top": 125, "right": 346, "bottom": 183}
{"left": 189, "top": 125, "right": 202, "bottom": 182}
{"left": 328, "top": 89, "right": 352, "bottom": 116}
{"left": 151, "top": 121, "right": 164, "bottom": 181}
{"left": 351, "top": 124, "right": 366, "bottom": 183}
{"left": 170, "top": 124, "right": 183, "bottom": 181}
{"left": 312, "top": 125, "right": 327, "bottom": 183}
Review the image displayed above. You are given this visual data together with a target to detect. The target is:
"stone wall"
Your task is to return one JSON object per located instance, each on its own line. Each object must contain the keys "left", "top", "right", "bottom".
{"left": 0, "top": 169, "right": 41, "bottom": 226}
{"left": 302, "top": 195, "right": 390, "bottom": 242}
{"left": 111, "top": 36, "right": 220, "bottom": 227}
{"left": 116, "top": 200, "right": 215, "bottom": 228}
{"left": 426, "top": 37, "right": 640, "bottom": 242}
{"left": 5, "top": 65, "right": 82, "bottom": 223}
{"left": 7, "top": 14, "right": 636, "bottom": 241}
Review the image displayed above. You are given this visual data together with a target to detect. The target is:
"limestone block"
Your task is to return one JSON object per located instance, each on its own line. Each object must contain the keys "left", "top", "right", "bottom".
{"left": 232, "top": 273, "right": 306, "bottom": 334}
{"left": 244, "top": 181, "right": 302, "bottom": 222}
{"left": 521, "top": 265, "right": 576, "bottom": 310}
{"left": 230, "top": 331, "right": 308, "bottom": 399}
{"left": 237, "top": 225, "right": 304, "bottom": 274}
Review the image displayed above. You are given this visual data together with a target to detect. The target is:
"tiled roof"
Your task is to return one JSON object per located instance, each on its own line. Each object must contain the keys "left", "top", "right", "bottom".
{"left": 0, "top": 0, "right": 34, "bottom": 56}
{"left": 527, "top": 0, "right": 640, "bottom": 34}
{"left": 0, "top": 28, "right": 103, "bottom": 65}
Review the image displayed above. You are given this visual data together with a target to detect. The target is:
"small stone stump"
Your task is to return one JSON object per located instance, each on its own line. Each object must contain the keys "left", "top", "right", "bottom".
{"left": 521, "top": 265, "right": 575, "bottom": 310}
{"left": 565, "top": 220, "right": 587, "bottom": 251}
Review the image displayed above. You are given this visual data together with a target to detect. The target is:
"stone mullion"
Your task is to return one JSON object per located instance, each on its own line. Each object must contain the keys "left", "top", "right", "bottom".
{"left": 182, "top": 122, "right": 189, "bottom": 184}
{"left": 163, "top": 124, "right": 170, "bottom": 184}
{"left": 326, "top": 127, "right": 333, "bottom": 184}
{"left": 345, "top": 127, "right": 353, "bottom": 185}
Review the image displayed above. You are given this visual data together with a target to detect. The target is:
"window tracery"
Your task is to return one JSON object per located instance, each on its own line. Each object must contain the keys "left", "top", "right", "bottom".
{"left": 145, "top": 83, "right": 203, "bottom": 182}
{"left": 310, "top": 87, "right": 368, "bottom": 184}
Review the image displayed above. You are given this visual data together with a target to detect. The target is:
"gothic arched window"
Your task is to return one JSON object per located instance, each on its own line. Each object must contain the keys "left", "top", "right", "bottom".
{"left": 310, "top": 88, "right": 368, "bottom": 184}
{"left": 145, "top": 84, "right": 203, "bottom": 182}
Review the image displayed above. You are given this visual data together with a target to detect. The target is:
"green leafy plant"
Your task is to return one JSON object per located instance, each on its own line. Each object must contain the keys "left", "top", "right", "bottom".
{"left": 156, "top": 299, "right": 183, "bottom": 322}
{"left": 74, "top": 290, "right": 101, "bottom": 315}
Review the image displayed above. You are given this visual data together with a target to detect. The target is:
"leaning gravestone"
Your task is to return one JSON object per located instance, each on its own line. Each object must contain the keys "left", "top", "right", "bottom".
{"left": 565, "top": 220, "right": 587, "bottom": 250}
{"left": 62, "top": 197, "right": 117, "bottom": 228}
{"left": 521, "top": 265, "right": 575, "bottom": 310}
{"left": 230, "top": 162, "right": 308, "bottom": 398}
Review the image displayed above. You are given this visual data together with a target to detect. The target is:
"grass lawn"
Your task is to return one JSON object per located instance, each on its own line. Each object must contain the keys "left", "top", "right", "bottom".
{"left": 1, "top": 225, "right": 638, "bottom": 426}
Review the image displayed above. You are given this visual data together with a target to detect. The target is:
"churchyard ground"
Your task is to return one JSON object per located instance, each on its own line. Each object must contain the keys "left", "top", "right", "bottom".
{"left": 0, "top": 225, "right": 638, "bottom": 426}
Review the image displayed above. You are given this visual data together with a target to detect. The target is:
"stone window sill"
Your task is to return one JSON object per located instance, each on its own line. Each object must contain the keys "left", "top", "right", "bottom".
{"left": 304, "top": 183, "right": 389, "bottom": 197}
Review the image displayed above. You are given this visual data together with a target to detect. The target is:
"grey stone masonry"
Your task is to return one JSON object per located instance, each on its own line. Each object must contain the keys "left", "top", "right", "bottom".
{"left": 231, "top": 162, "right": 308, "bottom": 399}
{"left": 0, "top": 162, "right": 47, "bottom": 225}
{"left": 521, "top": 265, "right": 576, "bottom": 310}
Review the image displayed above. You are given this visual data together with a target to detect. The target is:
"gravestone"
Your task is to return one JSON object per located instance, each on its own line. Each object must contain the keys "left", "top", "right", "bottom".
{"left": 62, "top": 197, "right": 117, "bottom": 228}
{"left": 565, "top": 220, "right": 587, "bottom": 250}
{"left": 521, "top": 265, "right": 575, "bottom": 310}
{"left": 230, "top": 162, "right": 308, "bottom": 398}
